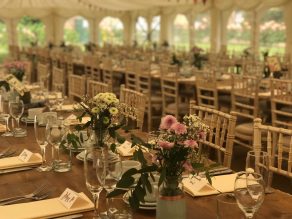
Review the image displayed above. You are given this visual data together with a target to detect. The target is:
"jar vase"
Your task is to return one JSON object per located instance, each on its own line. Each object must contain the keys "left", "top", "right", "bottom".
{"left": 156, "top": 176, "right": 186, "bottom": 219}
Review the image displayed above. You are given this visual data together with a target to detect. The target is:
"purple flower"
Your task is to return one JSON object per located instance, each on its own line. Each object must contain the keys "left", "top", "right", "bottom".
{"left": 159, "top": 115, "right": 177, "bottom": 130}
{"left": 170, "top": 122, "right": 187, "bottom": 135}
{"left": 184, "top": 140, "right": 198, "bottom": 148}
{"left": 158, "top": 141, "right": 174, "bottom": 149}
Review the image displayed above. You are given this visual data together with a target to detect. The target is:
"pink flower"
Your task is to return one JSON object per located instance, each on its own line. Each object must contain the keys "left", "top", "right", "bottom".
{"left": 184, "top": 140, "right": 198, "bottom": 148}
{"left": 183, "top": 161, "right": 194, "bottom": 172}
{"left": 158, "top": 141, "right": 174, "bottom": 149}
{"left": 170, "top": 122, "right": 187, "bottom": 135}
{"left": 199, "top": 131, "right": 206, "bottom": 140}
{"left": 159, "top": 115, "right": 177, "bottom": 130}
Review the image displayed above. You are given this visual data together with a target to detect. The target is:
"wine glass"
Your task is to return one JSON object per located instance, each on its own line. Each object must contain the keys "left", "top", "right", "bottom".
{"left": 34, "top": 114, "right": 54, "bottom": 172}
{"left": 46, "top": 118, "right": 68, "bottom": 172}
{"left": 84, "top": 146, "right": 105, "bottom": 219}
{"left": 9, "top": 100, "right": 26, "bottom": 137}
{"left": 246, "top": 151, "right": 272, "bottom": 193}
{"left": 234, "top": 171, "right": 265, "bottom": 219}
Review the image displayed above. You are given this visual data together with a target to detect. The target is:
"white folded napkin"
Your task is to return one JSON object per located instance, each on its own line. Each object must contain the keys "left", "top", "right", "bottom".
{"left": 0, "top": 153, "right": 42, "bottom": 170}
{"left": 64, "top": 114, "right": 91, "bottom": 126}
{"left": 182, "top": 173, "right": 237, "bottom": 197}
{"left": 117, "top": 141, "right": 148, "bottom": 157}
{"left": 57, "top": 105, "right": 75, "bottom": 112}
{"left": 0, "top": 124, "right": 6, "bottom": 132}
{"left": 0, "top": 192, "right": 94, "bottom": 219}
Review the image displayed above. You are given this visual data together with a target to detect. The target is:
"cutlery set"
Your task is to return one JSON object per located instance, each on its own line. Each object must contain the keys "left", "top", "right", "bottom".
{"left": 0, "top": 147, "right": 17, "bottom": 158}
{"left": 0, "top": 182, "right": 53, "bottom": 206}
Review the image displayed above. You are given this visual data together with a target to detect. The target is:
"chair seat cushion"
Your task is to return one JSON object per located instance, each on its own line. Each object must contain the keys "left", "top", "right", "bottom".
{"left": 235, "top": 122, "right": 253, "bottom": 141}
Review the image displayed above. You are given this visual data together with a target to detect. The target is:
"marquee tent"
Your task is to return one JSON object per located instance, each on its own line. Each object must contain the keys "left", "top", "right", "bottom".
{"left": 0, "top": 0, "right": 291, "bottom": 55}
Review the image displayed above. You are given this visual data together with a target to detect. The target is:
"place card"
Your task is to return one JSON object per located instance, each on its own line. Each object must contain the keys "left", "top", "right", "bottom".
{"left": 4, "top": 74, "right": 27, "bottom": 96}
{"left": 17, "top": 149, "right": 40, "bottom": 163}
{"left": 18, "top": 149, "right": 33, "bottom": 162}
{"left": 59, "top": 188, "right": 89, "bottom": 209}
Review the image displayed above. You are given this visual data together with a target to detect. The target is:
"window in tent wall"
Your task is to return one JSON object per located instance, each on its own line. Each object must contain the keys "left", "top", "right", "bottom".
{"left": 98, "top": 17, "right": 124, "bottom": 46}
{"left": 150, "top": 16, "right": 160, "bottom": 44}
{"left": 64, "top": 16, "right": 89, "bottom": 50}
{"left": 194, "top": 11, "right": 210, "bottom": 51}
{"left": 173, "top": 14, "right": 190, "bottom": 51}
{"left": 227, "top": 10, "right": 252, "bottom": 55}
{"left": 259, "top": 8, "right": 286, "bottom": 56}
{"left": 0, "top": 20, "right": 8, "bottom": 62}
{"left": 17, "top": 16, "right": 46, "bottom": 47}
{"left": 135, "top": 16, "right": 148, "bottom": 46}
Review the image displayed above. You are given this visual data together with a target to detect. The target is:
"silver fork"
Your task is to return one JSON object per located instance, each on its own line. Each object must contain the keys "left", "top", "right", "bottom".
{"left": 0, "top": 182, "right": 49, "bottom": 205}
{"left": 0, "top": 149, "right": 17, "bottom": 158}
{"left": 0, "top": 147, "right": 12, "bottom": 157}
{"left": 0, "top": 189, "right": 52, "bottom": 205}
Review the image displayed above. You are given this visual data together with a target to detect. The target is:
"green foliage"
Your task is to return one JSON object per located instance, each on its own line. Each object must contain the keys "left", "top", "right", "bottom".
{"left": 17, "top": 16, "right": 45, "bottom": 47}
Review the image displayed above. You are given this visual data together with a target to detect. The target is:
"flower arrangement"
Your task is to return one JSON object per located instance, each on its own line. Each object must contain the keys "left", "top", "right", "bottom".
{"left": 4, "top": 61, "right": 27, "bottom": 81}
{"left": 73, "top": 92, "right": 126, "bottom": 149}
{"left": 153, "top": 114, "right": 209, "bottom": 196}
{"left": 107, "top": 114, "right": 210, "bottom": 208}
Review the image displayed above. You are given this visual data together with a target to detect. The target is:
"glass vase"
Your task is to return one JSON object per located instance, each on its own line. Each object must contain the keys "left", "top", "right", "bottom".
{"left": 156, "top": 176, "right": 186, "bottom": 219}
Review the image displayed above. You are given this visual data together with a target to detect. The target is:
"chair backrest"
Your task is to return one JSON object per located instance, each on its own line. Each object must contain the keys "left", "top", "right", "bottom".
{"left": 102, "top": 58, "right": 113, "bottom": 89}
{"left": 119, "top": 84, "right": 146, "bottom": 131}
{"left": 253, "top": 118, "right": 292, "bottom": 185}
{"left": 37, "top": 63, "right": 50, "bottom": 89}
{"left": 160, "top": 63, "right": 179, "bottom": 78}
{"left": 68, "top": 74, "right": 86, "bottom": 100}
{"left": 23, "top": 61, "right": 32, "bottom": 83}
{"left": 270, "top": 78, "right": 292, "bottom": 129}
{"left": 125, "top": 60, "right": 137, "bottom": 90}
{"left": 87, "top": 80, "right": 109, "bottom": 98}
{"left": 196, "top": 75, "right": 219, "bottom": 110}
{"left": 189, "top": 100, "right": 237, "bottom": 168}
{"left": 231, "top": 75, "right": 260, "bottom": 120}
{"left": 161, "top": 75, "right": 179, "bottom": 118}
{"left": 136, "top": 61, "right": 151, "bottom": 97}
{"left": 52, "top": 67, "right": 65, "bottom": 94}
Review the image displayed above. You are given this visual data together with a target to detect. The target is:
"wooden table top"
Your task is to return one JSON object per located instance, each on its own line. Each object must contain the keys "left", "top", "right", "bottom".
{"left": 1, "top": 125, "right": 292, "bottom": 219}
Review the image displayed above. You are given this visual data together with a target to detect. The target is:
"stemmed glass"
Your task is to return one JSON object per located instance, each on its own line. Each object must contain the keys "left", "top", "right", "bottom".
{"left": 34, "top": 114, "right": 54, "bottom": 172}
{"left": 246, "top": 151, "right": 272, "bottom": 193}
{"left": 9, "top": 100, "right": 26, "bottom": 137}
{"left": 234, "top": 171, "right": 265, "bottom": 219}
{"left": 84, "top": 146, "right": 105, "bottom": 219}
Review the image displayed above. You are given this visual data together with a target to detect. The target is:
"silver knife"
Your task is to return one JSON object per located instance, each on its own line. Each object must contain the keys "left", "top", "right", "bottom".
{"left": 54, "top": 214, "right": 83, "bottom": 219}
{"left": 0, "top": 166, "right": 35, "bottom": 174}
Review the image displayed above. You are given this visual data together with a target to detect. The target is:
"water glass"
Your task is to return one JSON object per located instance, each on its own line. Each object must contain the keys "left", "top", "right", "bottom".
{"left": 216, "top": 193, "right": 244, "bottom": 219}
{"left": 34, "top": 114, "right": 53, "bottom": 172}
{"left": 234, "top": 171, "right": 265, "bottom": 219}
{"left": 246, "top": 150, "right": 272, "bottom": 193}
{"left": 0, "top": 113, "right": 13, "bottom": 137}
{"left": 46, "top": 118, "right": 70, "bottom": 172}
{"left": 107, "top": 196, "right": 133, "bottom": 219}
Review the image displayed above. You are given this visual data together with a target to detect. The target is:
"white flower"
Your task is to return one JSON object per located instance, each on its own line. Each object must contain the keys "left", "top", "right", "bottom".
{"left": 109, "top": 107, "right": 118, "bottom": 115}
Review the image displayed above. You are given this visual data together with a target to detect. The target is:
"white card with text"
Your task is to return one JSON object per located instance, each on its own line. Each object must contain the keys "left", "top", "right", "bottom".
{"left": 59, "top": 188, "right": 79, "bottom": 209}
{"left": 18, "top": 149, "right": 33, "bottom": 162}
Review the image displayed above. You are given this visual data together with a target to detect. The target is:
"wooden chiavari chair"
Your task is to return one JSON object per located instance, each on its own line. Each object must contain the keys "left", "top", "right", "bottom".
{"left": 125, "top": 60, "right": 137, "bottom": 90}
{"left": 37, "top": 63, "right": 50, "bottom": 90}
{"left": 270, "top": 78, "right": 292, "bottom": 129}
{"left": 87, "top": 80, "right": 109, "bottom": 98}
{"left": 160, "top": 64, "right": 188, "bottom": 118}
{"left": 253, "top": 118, "right": 292, "bottom": 187}
{"left": 231, "top": 75, "right": 261, "bottom": 148}
{"left": 189, "top": 101, "right": 237, "bottom": 168}
{"left": 136, "top": 61, "right": 162, "bottom": 131}
{"left": 52, "top": 67, "right": 66, "bottom": 94}
{"left": 120, "top": 85, "right": 146, "bottom": 131}
{"left": 68, "top": 74, "right": 86, "bottom": 101}
{"left": 102, "top": 58, "right": 114, "bottom": 92}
